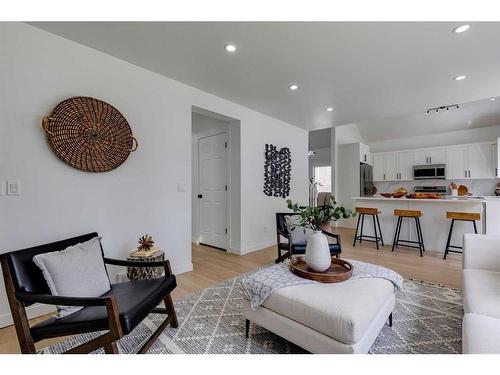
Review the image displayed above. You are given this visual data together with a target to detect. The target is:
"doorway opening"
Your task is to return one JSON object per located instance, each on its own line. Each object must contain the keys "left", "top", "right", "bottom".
{"left": 191, "top": 107, "right": 241, "bottom": 252}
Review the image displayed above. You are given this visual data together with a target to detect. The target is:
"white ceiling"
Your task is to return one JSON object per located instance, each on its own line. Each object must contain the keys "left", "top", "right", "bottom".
{"left": 355, "top": 96, "right": 500, "bottom": 142}
{"left": 30, "top": 22, "right": 500, "bottom": 131}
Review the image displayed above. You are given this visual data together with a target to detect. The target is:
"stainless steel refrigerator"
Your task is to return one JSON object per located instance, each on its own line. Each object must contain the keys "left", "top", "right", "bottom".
{"left": 360, "top": 163, "right": 373, "bottom": 196}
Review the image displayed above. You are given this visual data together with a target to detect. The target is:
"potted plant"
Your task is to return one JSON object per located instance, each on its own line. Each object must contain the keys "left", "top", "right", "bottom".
{"left": 286, "top": 194, "right": 356, "bottom": 272}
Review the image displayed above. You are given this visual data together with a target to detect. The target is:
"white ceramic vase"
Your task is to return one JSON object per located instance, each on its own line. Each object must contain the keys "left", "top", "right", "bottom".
{"left": 305, "top": 230, "right": 331, "bottom": 272}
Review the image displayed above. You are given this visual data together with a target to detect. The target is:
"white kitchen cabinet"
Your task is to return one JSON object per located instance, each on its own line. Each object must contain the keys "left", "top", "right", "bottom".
{"left": 446, "top": 146, "right": 467, "bottom": 179}
{"left": 373, "top": 153, "right": 386, "bottom": 181}
{"left": 359, "top": 143, "right": 371, "bottom": 165}
{"left": 496, "top": 140, "right": 499, "bottom": 177}
{"left": 446, "top": 143, "right": 495, "bottom": 179}
{"left": 467, "top": 144, "right": 495, "bottom": 178}
{"left": 412, "top": 148, "right": 445, "bottom": 165}
{"left": 385, "top": 152, "right": 398, "bottom": 181}
{"left": 397, "top": 151, "right": 414, "bottom": 180}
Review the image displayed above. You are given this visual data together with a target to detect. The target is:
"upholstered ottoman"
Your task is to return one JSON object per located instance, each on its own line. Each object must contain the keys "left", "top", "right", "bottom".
{"left": 242, "top": 277, "right": 395, "bottom": 353}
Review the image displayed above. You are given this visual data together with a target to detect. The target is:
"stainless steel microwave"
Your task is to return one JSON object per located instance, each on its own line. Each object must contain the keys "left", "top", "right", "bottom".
{"left": 413, "top": 164, "right": 446, "bottom": 180}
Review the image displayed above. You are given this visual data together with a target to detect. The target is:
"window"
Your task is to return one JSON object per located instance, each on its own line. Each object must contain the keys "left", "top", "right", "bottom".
{"left": 313, "top": 166, "right": 331, "bottom": 193}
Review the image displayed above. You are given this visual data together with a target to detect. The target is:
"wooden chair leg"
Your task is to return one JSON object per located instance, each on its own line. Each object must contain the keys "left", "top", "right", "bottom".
{"left": 104, "top": 341, "right": 119, "bottom": 354}
{"left": 164, "top": 294, "right": 178, "bottom": 328}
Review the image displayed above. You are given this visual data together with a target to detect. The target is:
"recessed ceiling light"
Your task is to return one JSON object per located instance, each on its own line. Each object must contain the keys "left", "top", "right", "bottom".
{"left": 490, "top": 97, "right": 496, "bottom": 101}
{"left": 326, "top": 107, "right": 333, "bottom": 112}
{"left": 454, "top": 75, "right": 467, "bottom": 81}
{"left": 224, "top": 44, "right": 237, "bottom": 53}
{"left": 453, "top": 24, "right": 471, "bottom": 34}
{"left": 289, "top": 84, "right": 298, "bottom": 91}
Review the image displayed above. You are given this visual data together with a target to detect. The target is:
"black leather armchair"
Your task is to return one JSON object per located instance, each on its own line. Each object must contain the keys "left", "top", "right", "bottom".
{"left": 0, "top": 232, "right": 178, "bottom": 354}
{"left": 275, "top": 213, "right": 342, "bottom": 263}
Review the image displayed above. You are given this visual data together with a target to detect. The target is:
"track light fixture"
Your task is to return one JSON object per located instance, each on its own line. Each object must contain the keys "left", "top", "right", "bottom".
{"left": 425, "top": 104, "right": 460, "bottom": 115}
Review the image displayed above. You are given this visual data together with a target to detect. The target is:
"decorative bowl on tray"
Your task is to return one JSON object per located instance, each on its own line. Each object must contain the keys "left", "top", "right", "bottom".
{"left": 380, "top": 193, "right": 393, "bottom": 198}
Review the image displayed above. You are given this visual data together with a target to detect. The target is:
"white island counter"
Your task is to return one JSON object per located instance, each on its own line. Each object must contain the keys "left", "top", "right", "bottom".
{"left": 351, "top": 196, "right": 485, "bottom": 253}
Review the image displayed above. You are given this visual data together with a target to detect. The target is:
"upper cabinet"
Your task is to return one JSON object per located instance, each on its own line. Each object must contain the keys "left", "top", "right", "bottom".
{"left": 359, "top": 143, "right": 371, "bottom": 165}
{"left": 372, "top": 151, "right": 412, "bottom": 181}
{"left": 372, "top": 142, "right": 497, "bottom": 182}
{"left": 412, "top": 148, "right": 445, "bottom": 165}
{"left": 445, "top": 143, "right": 495, "bottom": 179}
{"left": 445, "top": 146, "right": 467, "bottom": 179}
{"left": 467, "top": 144, "right": 495, "bottom": 178}
{"left": 372, "top": 153, "right": 386, "bottom": 181}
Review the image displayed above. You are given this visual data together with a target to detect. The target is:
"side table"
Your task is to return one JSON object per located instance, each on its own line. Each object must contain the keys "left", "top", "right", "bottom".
{"left": 127, "top": 250, "right": 165, "bottom": 281}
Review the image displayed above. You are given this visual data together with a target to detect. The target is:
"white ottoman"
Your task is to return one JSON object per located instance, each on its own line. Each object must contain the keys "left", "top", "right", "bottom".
{"left": 242, "top": 277, "right": 395, "bottom": 353}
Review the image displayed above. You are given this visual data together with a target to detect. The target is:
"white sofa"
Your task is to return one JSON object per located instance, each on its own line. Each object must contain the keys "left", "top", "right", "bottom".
{"left": 462, "top": 234, "right": 500, "bottom": 354}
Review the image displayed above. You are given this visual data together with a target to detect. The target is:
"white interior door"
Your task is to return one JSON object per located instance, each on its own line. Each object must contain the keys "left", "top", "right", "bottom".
{"left": 198, "top": 133, "right": 227, "bottom": 249}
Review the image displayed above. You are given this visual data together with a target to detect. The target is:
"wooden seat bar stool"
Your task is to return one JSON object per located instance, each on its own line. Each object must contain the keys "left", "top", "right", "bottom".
{"left": 443, "top": 211, "right": 480, "bottom": 259}
{"left": 353, "top": 207, "right": 384, "bottom": 250}
{"left": 392, "top": 209, "right": 425, "bottom": 257}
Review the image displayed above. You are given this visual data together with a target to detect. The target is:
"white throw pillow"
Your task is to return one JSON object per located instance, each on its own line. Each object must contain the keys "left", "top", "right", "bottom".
{"left": 33, "top": 237, "right": 111, "bottom": 317}
{"left": 284, "top": 215, "right": 313, "bottom": 245}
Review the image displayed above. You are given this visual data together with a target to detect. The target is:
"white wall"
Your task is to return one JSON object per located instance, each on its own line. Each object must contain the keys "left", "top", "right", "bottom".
{"left": 367, "top": 125, "right": 500, "bottom": 153}
{"left": 0, "top": 23, "right": 308, "bottom": 326}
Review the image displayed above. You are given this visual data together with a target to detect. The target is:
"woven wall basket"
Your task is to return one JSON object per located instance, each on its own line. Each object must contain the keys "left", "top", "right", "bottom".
{"left": 41, "top": 96, "right": 138, "bottom": 172}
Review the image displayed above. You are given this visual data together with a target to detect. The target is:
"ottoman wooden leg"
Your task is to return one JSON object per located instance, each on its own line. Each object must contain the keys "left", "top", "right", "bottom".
{"left": 388, "top": 313, "right": 393, "bottom": 327}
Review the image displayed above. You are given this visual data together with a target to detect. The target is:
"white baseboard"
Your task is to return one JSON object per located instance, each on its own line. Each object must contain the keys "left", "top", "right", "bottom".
{"left": 0, "top": 303, "right": 56, "bottom": 329}
{"left": 231, "top": 240, "right": 276, "bottom": 256}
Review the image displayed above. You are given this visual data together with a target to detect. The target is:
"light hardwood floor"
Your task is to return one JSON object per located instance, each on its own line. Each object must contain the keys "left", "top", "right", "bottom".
{"left": 0, "top": 227, "right": 462, "bottom": 353}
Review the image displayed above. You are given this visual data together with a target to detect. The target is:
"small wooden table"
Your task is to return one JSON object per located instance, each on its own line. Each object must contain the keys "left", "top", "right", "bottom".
{"left": 126, "top": 250, "right": 165, "bottom": 281}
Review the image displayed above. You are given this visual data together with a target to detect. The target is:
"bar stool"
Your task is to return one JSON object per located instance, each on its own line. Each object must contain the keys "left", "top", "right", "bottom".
{"left": 353, "top": 207, "right": 384, "bottom": 249}
{"left": 443, "top": 211, "right": 480, "bottom": 259}
{"left": 392, "top": 209, "right": 425, "bottom": 257}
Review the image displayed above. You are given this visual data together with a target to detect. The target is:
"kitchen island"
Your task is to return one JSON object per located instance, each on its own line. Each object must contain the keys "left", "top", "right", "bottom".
{"left": 352, "top": 196, "right": 485, "bottom": 253}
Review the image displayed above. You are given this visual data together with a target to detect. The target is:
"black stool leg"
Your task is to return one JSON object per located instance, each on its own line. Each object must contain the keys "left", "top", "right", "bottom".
{"left": 372, "top": 214, "right": 379, "bottom": 250}
{"left": 353, "top": 214, "right": 361, "bottom": 246}
{"left": 444, "top": 219, "right": 455, "bottom": 260}
{"left": 359, "top": 214, "right": 365, "bottom": 243}
{"left": 473, "top": 220, "right": 478, "bottom": 234}
{"left": 376, "top": 214, "right": 384, "bottom": 246}
{"left": 392, "top": 216, "right": 401, "bottom": 252}
{"left": 416, "top": 217, "right": 425, "bottom": 253}
{"left": 415, "top": 217, "right": 423, "bottom": 257}
{"left": 245, "top": 319, "right": 250, "bottom": 339}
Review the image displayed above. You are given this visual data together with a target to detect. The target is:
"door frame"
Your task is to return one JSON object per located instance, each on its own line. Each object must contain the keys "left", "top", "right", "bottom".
{"left": 192, "top": 128, "right": 231, "bottom": 250}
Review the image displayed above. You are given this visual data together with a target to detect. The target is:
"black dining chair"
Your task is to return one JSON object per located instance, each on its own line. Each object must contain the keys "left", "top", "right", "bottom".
{"left": 0, "top": 232, "right": 178, "bottom": 354}
{"left": 274, "top": 212, "right": 342, "bottom": 263}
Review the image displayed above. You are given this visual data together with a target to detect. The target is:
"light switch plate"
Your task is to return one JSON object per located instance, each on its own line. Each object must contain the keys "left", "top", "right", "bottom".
{"left": 176, "top": 183, "right": 186, "bottom": 193}
{"left": 7, "top": 180, "right": 20, "bottom": 196}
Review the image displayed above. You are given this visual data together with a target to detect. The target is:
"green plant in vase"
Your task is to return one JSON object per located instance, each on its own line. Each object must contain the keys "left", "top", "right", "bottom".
{"left": 286, "top": 194, "right": 356, "bottom": 272}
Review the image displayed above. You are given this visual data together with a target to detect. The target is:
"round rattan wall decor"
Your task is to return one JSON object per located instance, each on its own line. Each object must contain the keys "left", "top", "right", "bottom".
{"left": 41, "top": 96, "right": 138, "bottom": 172}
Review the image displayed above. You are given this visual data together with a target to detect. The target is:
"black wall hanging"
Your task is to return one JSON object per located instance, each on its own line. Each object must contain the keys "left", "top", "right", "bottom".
{"left": 263, "top": 144, "right": 292, "bottom": 198}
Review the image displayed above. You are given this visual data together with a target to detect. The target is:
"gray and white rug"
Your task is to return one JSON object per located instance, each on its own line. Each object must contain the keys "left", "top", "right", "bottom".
{"left": 43, "top": 276, "right": 463, "bottom": 354}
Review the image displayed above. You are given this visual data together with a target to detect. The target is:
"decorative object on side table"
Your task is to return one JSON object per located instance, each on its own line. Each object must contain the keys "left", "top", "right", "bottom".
{"left": 41, "top": 96, "right": 138, "bottom": 173}
{"left": 286, "top": 194, "right": 356, "bottom": 272}
{"left": 127, "top": 234, "right": 165, "bottom": 281}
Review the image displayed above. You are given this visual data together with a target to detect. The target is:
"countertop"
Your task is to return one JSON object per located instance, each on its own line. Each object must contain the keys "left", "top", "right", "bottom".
{"left": 352, "top": 196, "right": 487, "bottom": 203}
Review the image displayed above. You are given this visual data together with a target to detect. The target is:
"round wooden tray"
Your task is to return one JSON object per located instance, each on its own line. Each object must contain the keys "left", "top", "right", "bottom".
{"left": 290, "top": 257, "right": 353, "bottom": 283}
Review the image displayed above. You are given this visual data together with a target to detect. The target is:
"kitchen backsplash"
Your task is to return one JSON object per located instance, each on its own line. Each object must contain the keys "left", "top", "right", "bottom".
{"left": 374, "top": 178, "right": 500, "bottom": 196}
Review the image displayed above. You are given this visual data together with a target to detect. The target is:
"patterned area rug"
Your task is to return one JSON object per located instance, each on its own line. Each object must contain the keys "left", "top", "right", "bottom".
{"left": 43, "top": 276, "right": 463, "bottom": 354}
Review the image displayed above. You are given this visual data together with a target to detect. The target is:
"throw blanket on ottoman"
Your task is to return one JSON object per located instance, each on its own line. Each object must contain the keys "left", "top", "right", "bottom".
{"left": 241, "top": 259, "right": 403, "bottom": 310}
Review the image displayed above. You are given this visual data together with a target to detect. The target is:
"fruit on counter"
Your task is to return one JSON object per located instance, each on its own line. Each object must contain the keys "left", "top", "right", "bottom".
{"left": 392, "top": 187, "right": 408, "bottom": 198}
{"left": 458, "top": 185, "right": 471, "bottom": 196}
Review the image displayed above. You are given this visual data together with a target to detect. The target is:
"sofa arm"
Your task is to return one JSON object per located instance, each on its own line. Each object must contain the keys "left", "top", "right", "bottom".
{"left": 463, "top": 234, "right": 500, "bottom": 272}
